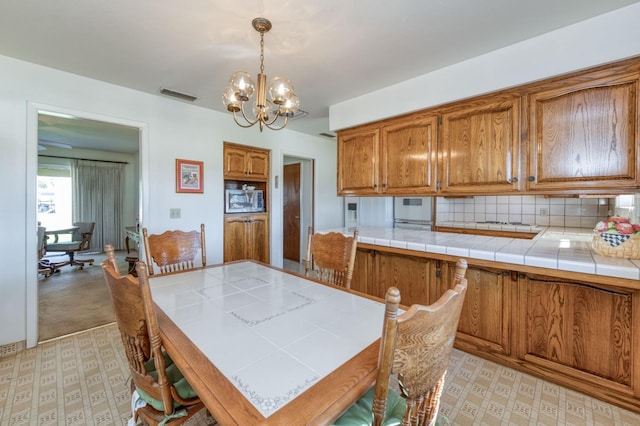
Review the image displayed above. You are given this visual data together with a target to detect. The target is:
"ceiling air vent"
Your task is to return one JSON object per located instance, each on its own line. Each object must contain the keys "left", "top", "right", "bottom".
{"left": 318, "top": 132, "right": 336, "bottom": 139}
{"left": 160, "top": 88, "right": 198, "bottom": 102}
{"left": 290, "top": 109, "right": 309, "bottom": 120}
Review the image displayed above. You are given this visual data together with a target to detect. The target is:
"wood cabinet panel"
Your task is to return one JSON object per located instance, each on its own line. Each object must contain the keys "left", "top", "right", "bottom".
{"left": 437, "top": 262, "right": 511, "bottom": 354}
{"left": 519, "top": 274, "right": 633, "bottom": 386}
{"left": 350, "top": 248, "right": 373, "bottom": 295}
{"left": 381, "top": 114, "right": 438, "bottom": 194}
{"left": 223, "top": 213, "right": 269, "bottom": 263}
{"left": 223, "top": 143, "right": 270, "bottom": 180}
{"left": 337, "top": 126, "right": 380, "bottom": 195}
{"left": 528, "top": 71, "right": 640, "bottom": 191}
{"left": 373, "top": 251, "right": 431, "bottom": 305}
{"left": 337, "top": 113, "right": 437, "bottom": 196}
{"left": 441, "top": 97, "right": 521, "bottom": 194}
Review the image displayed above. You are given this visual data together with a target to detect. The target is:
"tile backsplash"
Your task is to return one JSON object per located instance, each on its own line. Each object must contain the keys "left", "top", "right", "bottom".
{"left": 435, "top": 195, "right": 612, "bottom": 228}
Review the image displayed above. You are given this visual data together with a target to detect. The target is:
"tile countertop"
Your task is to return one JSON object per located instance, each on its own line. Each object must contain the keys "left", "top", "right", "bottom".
{"left": 322, "top": 226, "right": 640, "bottom": 281}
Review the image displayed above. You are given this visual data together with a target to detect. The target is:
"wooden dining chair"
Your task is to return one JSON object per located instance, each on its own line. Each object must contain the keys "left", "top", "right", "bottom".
{"left": 305, "top": 226, "right": 358, "bottom": 289}
{"left": 142, "top": 224, "right": 206, "bottom": 276}
{"left": 102, "top": 244, "right": 207, "bottom": 425}
{"left": 334, "top": 259, "right": 468, "bottom": 426}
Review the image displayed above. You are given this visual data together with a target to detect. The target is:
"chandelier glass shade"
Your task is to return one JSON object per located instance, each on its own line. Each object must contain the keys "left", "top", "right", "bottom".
{"left": 222, "top": 17, "right": 300, "bottom": 132}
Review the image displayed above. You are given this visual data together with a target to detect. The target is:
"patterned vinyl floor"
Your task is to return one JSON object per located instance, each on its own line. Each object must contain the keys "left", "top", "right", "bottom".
{"left": 1, "top": 323, "right": 640, "bottom": 425}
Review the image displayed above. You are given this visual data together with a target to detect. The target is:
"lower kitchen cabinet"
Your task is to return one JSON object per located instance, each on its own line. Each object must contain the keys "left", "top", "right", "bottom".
{"left": 517, "top": 273, "right": 637, "bottom": 393}
{"left": 353, "top": 243, "right": 640, "bottom": 412}
{"left": 373, "top": 251, "right": 433, "bottom": 305}
{"left": 434, "top": 262, "right": 513, "bottom": 355}
{"left": 351, "top": 248, "right": 374, "bottom": 294}
{"left": 223, "top": 213, "right": 269, "bottom": 263}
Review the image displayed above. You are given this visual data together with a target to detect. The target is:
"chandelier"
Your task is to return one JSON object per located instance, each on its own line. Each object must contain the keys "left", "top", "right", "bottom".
{"left": 222, "top": 17, "right": 300, "bottom": 132}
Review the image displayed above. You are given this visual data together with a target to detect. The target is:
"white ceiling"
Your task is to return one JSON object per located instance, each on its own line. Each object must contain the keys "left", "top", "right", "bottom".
{"left": 3, "top": 0, "right": 639, "bottom": 151}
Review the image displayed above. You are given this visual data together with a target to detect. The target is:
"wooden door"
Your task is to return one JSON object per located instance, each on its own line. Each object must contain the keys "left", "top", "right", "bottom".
{"left": 441, "top": 96, "right": 521, "bottom": 194}
{"left": 283, "top": 163, "right": 301, "bottom": 262}
{"left": 337, "top": 125, "right": 380, "bottom": 195}
{"left": 380, "top": 113, "right": 438, "bottom": 194}
{"left": 528, "top": 71, "right": 640, "bottom": 192}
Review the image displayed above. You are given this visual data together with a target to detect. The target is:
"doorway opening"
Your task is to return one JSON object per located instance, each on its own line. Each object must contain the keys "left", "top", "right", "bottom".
{"left": 31, "top": 107, "right": 142, "bottom": 344}
{"left": 282, "top": 156, "right": 314, "bottom": 275}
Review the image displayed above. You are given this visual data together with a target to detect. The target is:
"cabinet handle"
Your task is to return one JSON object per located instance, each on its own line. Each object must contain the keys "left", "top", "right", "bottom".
{"left": 507, "top": 176, "right": 518, "bottom": 183}
{"left": 528, "top": 176, "right": 535, "bottom": 182}
{"left": 373, "top": 184, "right": 377, "bottom": 188}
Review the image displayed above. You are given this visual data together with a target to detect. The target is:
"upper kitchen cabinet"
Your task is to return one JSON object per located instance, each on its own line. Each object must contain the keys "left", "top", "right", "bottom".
{"left": 527, "top": 68, "right": 640, "bottom": 193}
{"left": 337, "top": 112, "right": 438, "bottom": 196}
{"left": 381, "top": 113, "right": 438, "bottom": 195}
{"left": 337, "top": 124, "right": 380, "bottom": 195}
{"left": 440, "top": 95, "right": 521, "bottom": 194}
{"left": 223, "top": 142, "right": 270, "bottom": 181}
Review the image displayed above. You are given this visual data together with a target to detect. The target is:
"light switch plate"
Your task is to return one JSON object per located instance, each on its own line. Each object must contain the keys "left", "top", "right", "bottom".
{"left": 170, "top": 208, "right": 181, "bottom": 219}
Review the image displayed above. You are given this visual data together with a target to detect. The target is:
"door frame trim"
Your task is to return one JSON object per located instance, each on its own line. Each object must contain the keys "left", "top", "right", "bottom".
{"left": 26, "top": 101, "right": 149, "bottom": 347}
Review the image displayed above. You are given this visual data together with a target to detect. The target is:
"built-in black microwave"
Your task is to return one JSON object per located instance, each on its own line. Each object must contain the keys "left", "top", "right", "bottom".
{"left": 225, "top": 189, "right": 265, "bottom": 213}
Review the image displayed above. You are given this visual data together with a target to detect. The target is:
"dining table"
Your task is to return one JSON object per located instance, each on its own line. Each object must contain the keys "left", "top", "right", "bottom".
{"left": 150, "top": 260, "right": 386, "bottom": 425}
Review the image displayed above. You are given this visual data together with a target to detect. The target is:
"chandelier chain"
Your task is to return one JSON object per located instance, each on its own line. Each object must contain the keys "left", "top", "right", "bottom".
{"left": 260, "top": 33, "right": 265, "bottom": 74}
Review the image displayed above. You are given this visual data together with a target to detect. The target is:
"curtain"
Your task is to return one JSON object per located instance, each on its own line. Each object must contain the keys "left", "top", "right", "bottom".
{"left": 72, "top": 159, "right": 125, "bottom": 252}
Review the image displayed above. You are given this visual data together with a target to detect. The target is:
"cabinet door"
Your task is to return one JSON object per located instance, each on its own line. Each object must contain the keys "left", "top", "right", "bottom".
{"left": 441, "top": 97, "right": 521, "bottom": 194}
{"left": 224, "top": 214, "right": 269, "bottom": 263}
{"left": 224, "top": 144, "right": 270, "bottom": 180}
{"left": 373, "top": 251, "right": 431, "bottom": 305}
{"left": 223, "top": 146, "right": 249, "bottom": 179}
{"left": 223, "top": 215, "right": 249, "bottom": 262}
{"left": 528, "top": 72, "right": 640, "bottom": 191}
{"left": 246, "top": 151, "right": 269, "bottom": 179}
{"left": 381, "top": 113, "right": 438, "bottom": 194}
{"left": 337, "top": 126, "right": 380, "bottom": 195}
{"left": 246, "top": 213, "right": 269, "bottom": 263}
{"left": 351, "top": 248, "right": 373, "bottom": 295}
{"left": 518, "top": 274, "right": 636, "bottom": 389}
{"left": 438, "top": 262, "right": 512, "bottom": 355}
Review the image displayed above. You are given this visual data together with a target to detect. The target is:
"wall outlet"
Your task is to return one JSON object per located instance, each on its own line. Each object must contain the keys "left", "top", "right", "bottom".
{"left": 169, "top": 208, "right": 181, "bottom": 219}
{"left": 539, "top": 207, "right": 548, "bottom": 216}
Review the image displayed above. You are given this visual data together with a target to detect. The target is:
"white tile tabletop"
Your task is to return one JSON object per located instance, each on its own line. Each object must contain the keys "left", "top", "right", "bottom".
{"left": 150, "top": 262, "right": 386, "bottom": 418}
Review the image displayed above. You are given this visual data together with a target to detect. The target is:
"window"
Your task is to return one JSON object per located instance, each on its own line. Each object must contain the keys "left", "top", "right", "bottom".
{"left": 37, "top": 168, "right": 72, "bottom": 241}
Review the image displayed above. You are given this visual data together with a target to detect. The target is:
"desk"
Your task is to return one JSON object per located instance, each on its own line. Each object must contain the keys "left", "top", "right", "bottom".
{"left": 124, "top": 226, "right": 140, "bottom": 253}
{"left": 45, "top": 226, "right": 78, "bottom": 243}
{"left": 151, "top": 261, "right": 384, "bottom": 425}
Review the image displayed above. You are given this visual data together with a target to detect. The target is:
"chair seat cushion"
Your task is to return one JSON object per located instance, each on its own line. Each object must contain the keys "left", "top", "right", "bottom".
{"left": 136, "top": 352, "right": 198, "bottom": 412}
{"left": 46, "top": 241, "right": 82, "bottom": 251}
{"left": 333, "top": 386, "right": 406, "bottom": 426}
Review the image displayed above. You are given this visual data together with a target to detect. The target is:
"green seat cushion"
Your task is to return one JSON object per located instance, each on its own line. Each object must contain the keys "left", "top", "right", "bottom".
{"left": 333, "top": 386, "right": 406, "bottom": 426}
{"left": 135, "top": 352, "right": 198, "bottom": 412}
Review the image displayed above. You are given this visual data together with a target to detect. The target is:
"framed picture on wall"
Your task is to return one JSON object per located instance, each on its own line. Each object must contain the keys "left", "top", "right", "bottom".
{"left": 176, "top": 159, "right": 204, "bottom": 193}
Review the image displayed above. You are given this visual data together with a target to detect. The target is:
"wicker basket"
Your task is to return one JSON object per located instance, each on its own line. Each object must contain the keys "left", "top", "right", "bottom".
{"left": 592, "top": 232, "right": 640, "bottom": 259}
